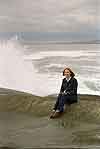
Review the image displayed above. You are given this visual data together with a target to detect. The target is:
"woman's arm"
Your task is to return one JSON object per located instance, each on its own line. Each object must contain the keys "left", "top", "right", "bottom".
{"left": 70, "top": 79, "right": 78, "bottom": 94}
{"left": 59, "top": 79, "right": 64, "bottom": 93}
{"left": 65, "top": 78, "right": 78, "bottom": 95}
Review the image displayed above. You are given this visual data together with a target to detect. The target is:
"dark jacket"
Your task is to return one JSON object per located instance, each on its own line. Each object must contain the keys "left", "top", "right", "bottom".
{"left": 60, "top": 77, "right": 78, "bottom": 97}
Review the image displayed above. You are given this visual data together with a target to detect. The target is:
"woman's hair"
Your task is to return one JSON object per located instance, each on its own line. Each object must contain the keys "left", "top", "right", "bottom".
{"left": 63, "top": 67, "right": 75, "bottom": 77}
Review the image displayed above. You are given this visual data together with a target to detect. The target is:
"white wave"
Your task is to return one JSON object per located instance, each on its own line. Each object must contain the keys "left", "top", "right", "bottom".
{"left": 0, "top": 39, "right": 63, "bottom": 96}
{"left": 23, "top": 50, "right": 100, "bottom": 96}
{"left": 0, "top": 39, "right": 40, "bottom": 95}
{"left": 0, "top": 38, "right": 100, "bottom": 96}
{"left": 45, "top": 63, "right": 66, "bottom": 68}
{"left": 23, "top": 50, "right": 99, "bottom": 60}
{"left": 77, "top": 76, "right": 100, "bottom": 96}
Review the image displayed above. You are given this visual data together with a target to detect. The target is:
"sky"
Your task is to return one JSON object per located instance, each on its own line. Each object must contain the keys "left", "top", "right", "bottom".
{"left": 0, "top": 0, "right": 99, "bottom": 41}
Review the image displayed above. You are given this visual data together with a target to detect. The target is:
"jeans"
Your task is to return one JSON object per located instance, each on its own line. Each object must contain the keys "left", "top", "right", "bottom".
{"left": 53, "top": 93, "right": 77, "bottom": 112}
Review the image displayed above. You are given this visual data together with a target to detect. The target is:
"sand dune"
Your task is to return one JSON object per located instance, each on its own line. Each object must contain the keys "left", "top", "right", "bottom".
{"left": 0, "top": 88, "right": 100, "bottom": 148}
{"left": 0, "top": 88, "right": 100, "bottom": 120}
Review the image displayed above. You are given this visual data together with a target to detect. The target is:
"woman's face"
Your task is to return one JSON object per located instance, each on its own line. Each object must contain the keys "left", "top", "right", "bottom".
{"left": 64, "top": 69, "right": 71, "bottom": 78}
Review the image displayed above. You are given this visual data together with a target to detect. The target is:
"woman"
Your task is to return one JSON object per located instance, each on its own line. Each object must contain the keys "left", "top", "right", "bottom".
{"left": 50, "top": 67, "right": 78, "bottom": 118}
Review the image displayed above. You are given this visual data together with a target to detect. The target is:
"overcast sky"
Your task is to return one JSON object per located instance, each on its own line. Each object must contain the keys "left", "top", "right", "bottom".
{"left": 0, "top": 0, "right": 99, "bottom": 40}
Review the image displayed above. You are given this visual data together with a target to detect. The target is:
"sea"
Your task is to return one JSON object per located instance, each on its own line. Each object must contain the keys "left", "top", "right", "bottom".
{"left": 0, "top": 36, "right": 100, "bottom": 96}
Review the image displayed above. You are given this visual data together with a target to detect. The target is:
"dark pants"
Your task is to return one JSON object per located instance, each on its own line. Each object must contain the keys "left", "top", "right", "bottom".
{"left": 53, "top": 94, "right": 78, "bottom": 112}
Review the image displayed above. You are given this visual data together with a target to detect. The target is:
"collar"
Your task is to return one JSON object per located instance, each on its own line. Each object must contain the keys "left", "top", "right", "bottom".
{"left": 65, "top": 77, "right": 71, "bottom": 82}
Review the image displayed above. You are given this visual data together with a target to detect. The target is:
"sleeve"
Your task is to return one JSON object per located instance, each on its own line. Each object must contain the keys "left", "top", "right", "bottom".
{"left": 69, "top": 79, "right": 78, "bottom": 95}
{"left": 59, "top": 79, "right": 64, "bottom": 93}
{"left": 65, "top": 78, "right": 78, "bottom": 95}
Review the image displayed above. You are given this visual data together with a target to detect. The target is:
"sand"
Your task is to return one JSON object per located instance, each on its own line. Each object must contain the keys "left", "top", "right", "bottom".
{"left": 0, "top": 88, "right": 100, "bottom": 148}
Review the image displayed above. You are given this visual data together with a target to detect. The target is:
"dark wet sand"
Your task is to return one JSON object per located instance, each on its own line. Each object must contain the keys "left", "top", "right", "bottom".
{"left": 0, "top": 88, "right": 100, "bottom": 148}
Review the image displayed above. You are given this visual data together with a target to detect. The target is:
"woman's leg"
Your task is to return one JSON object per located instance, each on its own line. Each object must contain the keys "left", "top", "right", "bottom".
{"left": 55, "top": 94, "right": 66, "bottom": 112}
{"left": 50, "top": 94, "right": 68, "bottom": 118}
{"left": 53, "top": 94, "right": 62, "bottom": 111}
{"left": 50, "top": 94, "right": 62, "bottom": 118}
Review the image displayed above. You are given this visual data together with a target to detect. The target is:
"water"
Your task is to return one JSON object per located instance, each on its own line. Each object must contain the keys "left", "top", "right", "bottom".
{"left": 0, "top": 37, "right": 100, "bottom": 96}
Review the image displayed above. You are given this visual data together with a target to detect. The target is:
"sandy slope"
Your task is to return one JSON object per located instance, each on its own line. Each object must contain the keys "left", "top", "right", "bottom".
{"left": 0, "top": 88, "right": 100, "bottom": 148}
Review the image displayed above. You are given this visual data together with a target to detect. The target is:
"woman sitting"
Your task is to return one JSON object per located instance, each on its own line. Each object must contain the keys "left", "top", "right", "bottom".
{"left": 50, "top": 67, "right": 78, "bottom": 118}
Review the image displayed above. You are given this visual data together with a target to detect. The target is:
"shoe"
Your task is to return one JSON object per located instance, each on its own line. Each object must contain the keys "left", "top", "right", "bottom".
{"left": 50, "top": 111, "right": 63, "bottom": 119}
{"left": 50, "top": 110, "right": 56, "bottom": 119}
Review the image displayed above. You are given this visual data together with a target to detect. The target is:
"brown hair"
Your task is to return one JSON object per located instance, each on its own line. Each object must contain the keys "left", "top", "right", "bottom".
{"left": 63, "top": 67, "right": 75, "bottom": 77}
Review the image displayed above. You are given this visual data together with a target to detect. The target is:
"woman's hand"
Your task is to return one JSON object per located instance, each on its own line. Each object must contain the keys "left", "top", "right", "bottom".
{"left": 59, "top": 91, "right": 70, "bottom": 95}
{"left": 59, "top": 92, "right": 65, "bottom": 95}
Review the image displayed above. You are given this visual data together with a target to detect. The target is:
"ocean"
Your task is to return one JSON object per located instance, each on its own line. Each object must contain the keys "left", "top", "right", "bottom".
{"left": 0, "top": 37, "right": 100, "bottom": 96}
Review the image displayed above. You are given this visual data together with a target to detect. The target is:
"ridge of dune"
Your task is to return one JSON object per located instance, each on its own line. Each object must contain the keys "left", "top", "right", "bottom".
{"left": 0, "top": 88, "right": 100, "bottom": 123}
{"left": 0, "top": 88, "right": 100, "bottom": 148}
